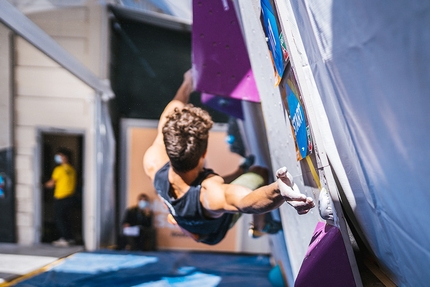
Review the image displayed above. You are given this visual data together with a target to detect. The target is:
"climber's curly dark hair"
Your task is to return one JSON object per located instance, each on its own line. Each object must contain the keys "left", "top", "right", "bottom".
{"left": 162, "top": 104, "right": 213, "bottom": 172}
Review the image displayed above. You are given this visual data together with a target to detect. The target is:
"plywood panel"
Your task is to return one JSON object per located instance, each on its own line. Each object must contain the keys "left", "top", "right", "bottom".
{"left": 206, "top": 130, "right": 242, "bottom": 177}
{"left": 56, "top": 22, "right": 88, "bottom": 38}
{"left": 16, "top": 212, "right": 33, "bottom": 227}
{"left": 128, "top": 127, "right": 158, "bottom": 206}
{"left": 55, "top": 37, "right": 88, "bottom": 64}
{"left": 0, "top": 112, "right": 10, "bottom": 148}
{"left": 17, "top": 227, "right": 34, "bottom": 245}
{"left": 16, "top": 37, "right": 59, "bottom": 68}
{"left": 16, "top": 168, "right": 34, "bottom": 186}
{"left": 25, "top": 6, "right": 97, "bottom": 74}
{"left": 30, "top": 8, "right": 88, "bottom": 38}
{"left": 15, "top": 184, "right": 32, "bottom": 200}
{"left": 0, "top": 23, "right": 11, "bottom": 149}
{"left": 15, "top": 146, "right": 33, "bottom": 156}
{"left": 57, "top": 21, "right": 88, "bottom": 38}
{"left": 56, "top": 7, "right": 88, "bottom": 23}
{"left": 87, "top": 3, "right": 105, "bottom": 77}
{"left": 15, "top": 66, "right": 94, "bottom": 98}
{"left": 15, "top": 126, "right": 36, "bottom": 148}
{"left": 29, "top": 7, "right": 87, "bottom": 22}
{"left": 28, "top": 18, "right": 60, "bottom": 36}
{"left": 15, "top": 154, "right": 32, "bottom": 170}
{"left": 16, "top": 97, "right": 91, "bottom": 129}
{"left": 16, "top": 96, "right": 87, "bottom": 115}
{"left": 16, "top": 109, "right": 91, "bottom": 129}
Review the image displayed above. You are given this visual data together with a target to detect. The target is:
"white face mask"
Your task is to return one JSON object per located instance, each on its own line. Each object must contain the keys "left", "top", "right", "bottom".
{"left": 138, "top": 200, "right": 149, "bottom": 209}
{"left": 54, "top": 154, "right": 63, "bottom": 164}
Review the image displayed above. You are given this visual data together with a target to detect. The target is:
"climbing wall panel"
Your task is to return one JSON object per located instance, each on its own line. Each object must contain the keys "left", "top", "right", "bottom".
{"left": 192, "top": 0, "right": 259, "bottom": 103}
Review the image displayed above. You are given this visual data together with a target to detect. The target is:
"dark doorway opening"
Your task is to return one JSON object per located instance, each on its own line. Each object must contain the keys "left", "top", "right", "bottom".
{"left": 40, "top": 132, "right": 84, "bottom": 245}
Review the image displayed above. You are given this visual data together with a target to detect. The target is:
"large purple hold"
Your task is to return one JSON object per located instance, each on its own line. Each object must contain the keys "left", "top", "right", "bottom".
{"left": 192, "top": 0, "right": 260, "bottom": 103}
{"left": 295, "top": 222, "right": 356, "bottom": 287}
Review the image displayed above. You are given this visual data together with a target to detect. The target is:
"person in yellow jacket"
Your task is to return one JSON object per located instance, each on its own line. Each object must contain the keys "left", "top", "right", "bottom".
{"left": 45, "top": 148, "right": 76, "bottom": 247}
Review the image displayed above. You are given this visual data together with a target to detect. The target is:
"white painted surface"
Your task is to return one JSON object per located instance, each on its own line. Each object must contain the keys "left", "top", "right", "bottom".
{"left": 0, "top": 23, "right": 11, "bottom": 150}
{"left": 0, "top": 253, "right": 57, "bottom": 275}
{"left": 12, "top": 2, "right": 108, "bottom": 250}
{"left": 235, "top": 2, "right": 320, "bottom": 280}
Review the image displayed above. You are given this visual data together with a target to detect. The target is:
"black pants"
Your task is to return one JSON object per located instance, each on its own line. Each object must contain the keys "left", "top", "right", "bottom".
{"left": 53, "top": 196, "right": 75, "bottom": 241}
{"left": 117, "top": 226, "right": 156, "bottom": 251}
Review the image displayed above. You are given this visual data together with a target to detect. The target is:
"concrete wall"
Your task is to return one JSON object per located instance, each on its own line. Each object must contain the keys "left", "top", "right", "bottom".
{"left": 13, "top": 2, "right": 109, "bottom": 249}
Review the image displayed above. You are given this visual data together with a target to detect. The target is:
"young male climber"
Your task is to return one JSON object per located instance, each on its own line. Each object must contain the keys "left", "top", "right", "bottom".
{"left": 143, "top": 69, "right": 315, "bottom": 245}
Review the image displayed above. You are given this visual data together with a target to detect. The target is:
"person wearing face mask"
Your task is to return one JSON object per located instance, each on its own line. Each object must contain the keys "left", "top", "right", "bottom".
{"left": 44, "top": 148, "right": 76, "bottom": 247}
{"left": 116, "top": 193, "right": 156, "bottom": 251}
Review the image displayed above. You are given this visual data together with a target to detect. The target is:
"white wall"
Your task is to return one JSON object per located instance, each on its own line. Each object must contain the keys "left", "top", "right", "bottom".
{"left": 236, "top": 1, "right": 362, "bottom": 285}
{"left": 13, "top": 2, "right": 108, "bottom": 249}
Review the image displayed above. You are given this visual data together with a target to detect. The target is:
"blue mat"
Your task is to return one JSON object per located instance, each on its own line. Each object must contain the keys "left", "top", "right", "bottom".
{"left": 13, "top": 250, "right": 272, "bottom": 286}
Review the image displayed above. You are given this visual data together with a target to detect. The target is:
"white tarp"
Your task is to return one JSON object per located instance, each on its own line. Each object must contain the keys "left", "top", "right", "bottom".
{"left": 287, "top": 1, "right": 430, "bottom": 286}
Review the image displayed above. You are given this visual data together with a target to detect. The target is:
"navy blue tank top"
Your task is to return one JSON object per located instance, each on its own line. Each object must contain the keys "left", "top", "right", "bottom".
{"left": 154, "top": 162, "right": 234, "bottom": 245}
